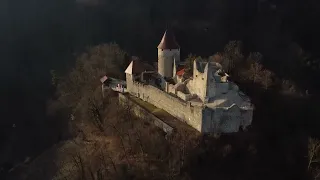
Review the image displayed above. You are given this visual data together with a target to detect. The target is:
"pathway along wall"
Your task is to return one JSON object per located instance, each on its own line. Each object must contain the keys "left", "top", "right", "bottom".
{"left": 118, "top": 93, "right": 174, "bottom": 135}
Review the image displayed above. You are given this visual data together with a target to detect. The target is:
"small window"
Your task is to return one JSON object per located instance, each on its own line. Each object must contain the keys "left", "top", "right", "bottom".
{"left": 202, "top": 78, "right": 204, "bottom": 80}
{"left": 196, "top": 75, "right": 198, "bottom": 77}
{"left": 170, "top": 49, "right": 172, "bottom": 51}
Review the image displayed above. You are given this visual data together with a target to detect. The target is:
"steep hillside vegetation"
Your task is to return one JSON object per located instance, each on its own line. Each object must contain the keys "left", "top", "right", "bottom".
{"left": 2, "top": 0, "right": 320, "bottom": 179}
{"left": 3, "top": 43, "right": 319, "bottom": 180}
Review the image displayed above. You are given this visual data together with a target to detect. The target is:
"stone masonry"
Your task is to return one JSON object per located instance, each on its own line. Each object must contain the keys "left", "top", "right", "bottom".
{"left": 123, "top": 29, "right": 254, "bottom": 134}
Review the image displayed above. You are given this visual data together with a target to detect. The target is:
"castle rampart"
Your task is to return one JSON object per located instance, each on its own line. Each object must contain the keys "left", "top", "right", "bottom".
{"left": 122, "top": 29, "right": 253, "bottom": 134}
{"left": 129, "top": 81, "right": 203, "bottom": 131}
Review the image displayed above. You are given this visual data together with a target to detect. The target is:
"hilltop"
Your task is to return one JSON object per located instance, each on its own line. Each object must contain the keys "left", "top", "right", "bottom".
{"left": 3, "top": 42, "right": 319, "bottom": 180}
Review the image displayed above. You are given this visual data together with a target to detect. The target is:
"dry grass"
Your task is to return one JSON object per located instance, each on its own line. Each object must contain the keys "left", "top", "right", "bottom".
{"left": 126, "top": 94, "right": 198, "bottom": 134}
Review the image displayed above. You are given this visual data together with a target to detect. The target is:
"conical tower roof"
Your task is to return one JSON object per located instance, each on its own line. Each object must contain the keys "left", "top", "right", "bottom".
{"left": 157, "top": 29, "right": 180, "bottom": 49}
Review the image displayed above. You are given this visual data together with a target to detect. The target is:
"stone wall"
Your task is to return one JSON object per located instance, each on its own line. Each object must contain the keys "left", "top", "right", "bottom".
{"left": 177, "top": 91, "right": 193, "bottom": 101}
{"left": 118, "top": 93, "right": 174, "bottom": 135}
{"left": 126, "top": 78, "right": 253, "bottom": 134}
{"left": 215, "top": 82, "right": 229, "bottom": 96}
{"left": 166, "top": 83, "right": 176, "bottom": 94}
{"left": 129, "top": 81, "right": 203, "bottom": 131}
{"left": 191, "top": 67, "right": 206, "bottom": 102}
{"left": 202, "top": 105, "right": 253, "bottom": 133}
{"left": 158, "top": 49, "right": 180, "bottom": 77}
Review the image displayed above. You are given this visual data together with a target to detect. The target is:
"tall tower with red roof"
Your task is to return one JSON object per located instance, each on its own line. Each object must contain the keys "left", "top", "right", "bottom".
{"left": 157, "top": 29, "right": 180, "bottom": 78}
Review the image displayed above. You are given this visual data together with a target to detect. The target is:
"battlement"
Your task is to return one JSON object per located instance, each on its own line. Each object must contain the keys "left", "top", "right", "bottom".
{"left": 121, "top": 29, "right": 253, "bottom": 133}
{"left": 129, "top": 80, "right": 203, "bottom": 131}
{"left": 126, "top": 78, "right": 253, "bottom": 133}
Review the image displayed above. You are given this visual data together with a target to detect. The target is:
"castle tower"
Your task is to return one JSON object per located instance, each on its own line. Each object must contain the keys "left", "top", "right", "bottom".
{"left": 157, "top": 29, "right": 180, "bottom": 78}
{"left": 192, "top": 59, "right": 219, "bottom": 102}
{"left": 203, "top": 62, "right": 216, "bottom": 102}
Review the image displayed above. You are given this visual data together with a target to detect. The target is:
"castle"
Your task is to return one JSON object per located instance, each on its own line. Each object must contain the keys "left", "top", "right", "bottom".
{"left": 124, "top": 29, "right": 254, "bottom": 133}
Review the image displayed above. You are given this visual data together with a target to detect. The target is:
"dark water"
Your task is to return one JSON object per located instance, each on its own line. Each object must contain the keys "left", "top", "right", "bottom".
{"left": 1, "top": 0, "right": 320, "bottom": 178}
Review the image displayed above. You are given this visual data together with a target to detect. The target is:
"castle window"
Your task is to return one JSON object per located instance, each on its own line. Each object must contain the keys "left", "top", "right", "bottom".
{"left": 196, "top": 75, "right": 198, "bottom": 77}
{"left": 202, "top": 78, "right": 204, "bottom": 80}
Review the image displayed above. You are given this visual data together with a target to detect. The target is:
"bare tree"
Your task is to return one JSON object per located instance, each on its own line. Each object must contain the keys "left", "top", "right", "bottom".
{"left": 88, "top": 97, "right": 104, "bottom": 132}
{"left": 107, "top": 122, "right": 131, "bottom": 167}
{"left": 184, "top": 54, "right": 200, "bottom": 77}
{"left": 308, "top": 137, "right": 320, "bottom": 179}
{"left": 210, "top": 52, "right": 223, "bottom": 64}
{"left": 72, "top": 154, "right": 86, "bottom": 180}
{"left": 221, "top": 41, "right": 244, "bottom": 74}
{"left": 247, "top": 52, "right": 263, "bottom": 64}
{"left": 245, "top": 62, "right": 263, "bottom": 83}
{"left": 260, "top": 69, "right": 273, "bottom": 90}
{"left": 50, "top": 69, "right": 60, "bottom": 86}
{"left": 97, "top": 145, "right": 118, "bottom": 178}
{"left": 281, "top": 79, "right": 298, "bottom": 93}
{"left": 56, "top": 43, "right": 128, "bottom": 110}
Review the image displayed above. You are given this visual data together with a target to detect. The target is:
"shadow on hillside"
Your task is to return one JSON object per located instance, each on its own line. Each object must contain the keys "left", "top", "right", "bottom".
{"left": 0, "top": 106, "right": 71, "bottom": 180}
{"left": 184, "top": 131, "right": 308, "bottom": 180}
{"left": 183, "top": 84, "right": 318, "bottom": 180}
{"left": 4, "top": 148, "right": 61, "bottom": 180}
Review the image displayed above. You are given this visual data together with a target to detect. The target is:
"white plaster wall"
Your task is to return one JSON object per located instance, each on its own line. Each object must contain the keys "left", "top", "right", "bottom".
{"left": 129, "top": 81, "right": 203, "bottom": 131}
{"left": 173, "top": 59, "right": 178, "bottom": 79}
{"left": 158, "top": 49, "right": 180, "bottom": 77}
{"left": 191, "top": 71, "right": 207, "bottom": 101}
{"left": 126, "top": 74, "right": 134, "bottom": 93}
{"left": 186, "top": 79, "right": 194, "bottom": 95}
{"left": 189, "top": 62, "right": 236, "bottom": 101}
{"left": 191, "top": 61, "right": 222, "bottom": 102}
{"left": 176, "top": 76, "right": 183, "bottom": 83}
{"left": 201, "top": 105, "right": 252, "bottom": 133}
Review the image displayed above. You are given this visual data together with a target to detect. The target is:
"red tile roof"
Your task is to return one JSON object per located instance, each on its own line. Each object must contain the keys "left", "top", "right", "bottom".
{"left": 125, "top": 58, "right": 155, "bottom": 75}
{"left": 176, "top": 68, "right": 185, "bottom": 76}
{"left": 100, "top": 76, "right": 108, "bottom": 83}
{"left": 157, "top": 29, "right": 180, "bottom": 49}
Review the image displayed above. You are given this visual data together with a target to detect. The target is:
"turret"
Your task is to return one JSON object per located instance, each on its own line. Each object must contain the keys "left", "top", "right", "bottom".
{"left": 157, "top": 29, "right": 180, "bottom": 78}
{"left": 204, "top": 63, "right": 215, "bottom": 101}
{"left": 192, "top": 59, "right": 222, "bottom": 102}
